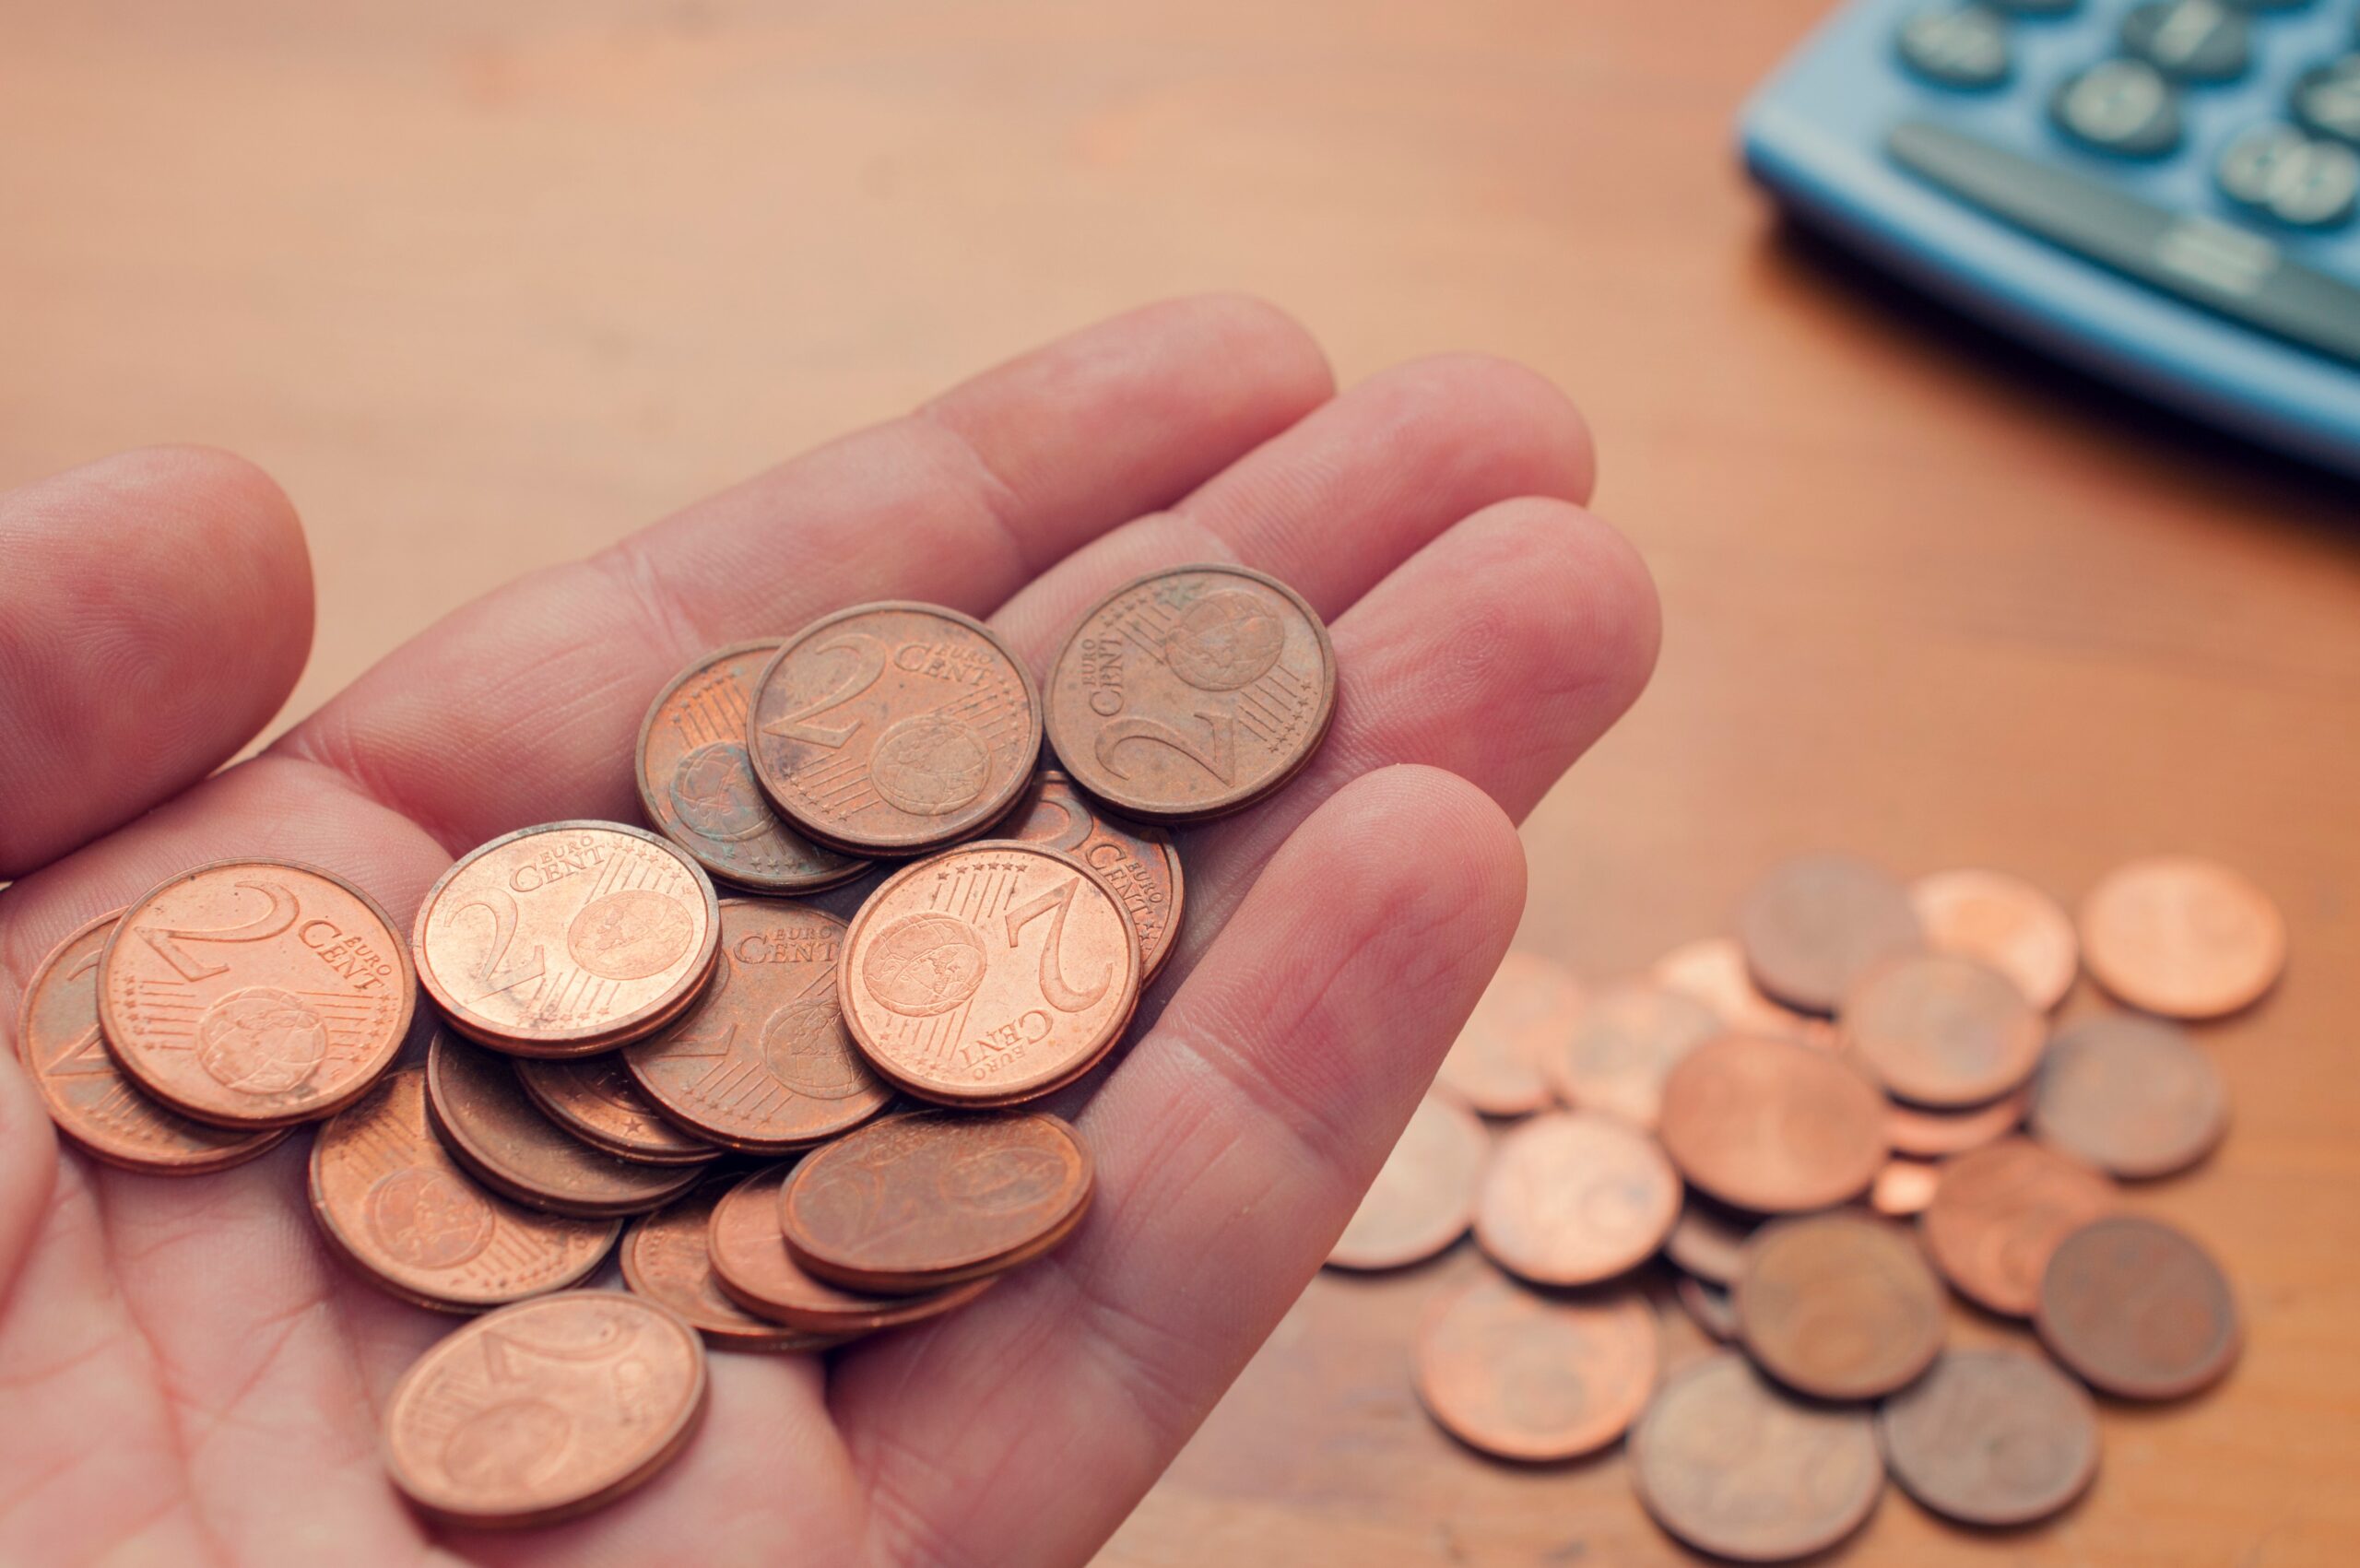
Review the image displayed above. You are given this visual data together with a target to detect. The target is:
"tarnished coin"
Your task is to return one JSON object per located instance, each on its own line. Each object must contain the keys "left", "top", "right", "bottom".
{"left": 1629, "top": 1350, "right": 1883, "bottom": 1562}
{"left": 2079, "top": 855, "right": 2285, "bottom": 1019}
{"left": 705, "top": 1165, "right": 991, "bottom": 1334}
{"left": 382, "top": 1290, "right": 708, "bottom": 1528}
{"left": 1003, "top": 770, "right": 1185, "bottom": 982}
{"left": 1886, "top": 1085, "right": 2030, "bottom": 1159}
{"left": 1651, "top": 937, "right": 1825, "bottom": 1043}
{"left": 636, "top": 641, "right": 869, "bottom": 893}
{"left": 1434, "top": 950, "right": 1582, "bottom": 1116}
{"left": 1475, "top": 1111, "right": 1681, "bottom": 1287}
{"left": 99, "top": 859, "right": 414, "bottom": 1127}
{"left": 625, "top": 899, "right": 891, "bottom": 1150}
{"left": 1911, "top": 868, "right": 2079, "bottom": 1011}
{"left": 1877, "top": 1350, "right": 2101, "bottom": 1527}
{"left": 1658, "top": 1035, "right": 1888, "bottom": 1213}
{"left": 1664, "top": 1200, "right": 1756, "bottom": 1285}
{"left": 414, "top": 821, "right": 721, "bottom": 1056}
{"left": 837, "top": 841, "right": 1139, "bottom": 1105}
{"left": 2036, "top": 1214, "right": 2239, "bottom": 1399}
{"left": 2031, "top": 1014, "right": 2226, "bottom": 1179}
{"left": 1043, "top": 563, "right": 1337, "bottom": 823}
{"left": 514, "top": 1055, "right": 717, "bottom": 1165}
{"left": 311, "top": 1068, "right": 618, "bottom": 1312}
{"left": 1737, "top": 854, "right": 1923, "bottom": 1015}
{"left": 1736, "top": 1211, "right": 1945, "bottom": 1400}
{"left": 780, "top": 1108, "right": 1093, "bottom": 1292}
{"left": 1328, "top": 1094, "right": 1489, "bottom": 1270}
{"left": 1413, "top": 1273, "right": 1657, "bottom": 1461}
{"left": 746, "top": 602, "right": 1041, "bottom": 855}
{"left": 1840, "top": 953, "right": 2045, "bottom": 1108}
{"left": 620, "top": 1177, "right": 846, "bottom": 1351}
{"left": 1920, "top": 1138, "right": 2116, "bottom": 1316}
{"left": 18, "top": 912, "right": 288, "bottom": 1173}
{"left": 1540, "top": 981, "right": 1721, "bottom": 1128}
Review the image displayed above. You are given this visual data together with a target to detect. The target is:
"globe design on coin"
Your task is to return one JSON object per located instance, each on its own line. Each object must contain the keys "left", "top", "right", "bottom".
{"left": 938, "top": 1144, "right": 1068, "bottom": 1212}
{"left": 365, "top": 1166, "right": 497, "bottom": 1270}
{"left": 667, "top": 743, "right": 772, "bottom": 843}
{"left": 867, "top": 716, "right": 992, "bottom": 816}
{"left": 759, "top": 997, "right": 868, "bottom": 1099}
{"left": 442, "top": 1400, "right": 573, "bottom": 1493}
{"left": 195, "top": 987, "right": 327, "bottom": 1094}
{"left": 1164, "top": 588, "right": 1285, "bottom": 691}
{"left": 567, "top": 889, "right": 698, "bottom": 981}
{"left": 860, "top": 913, "right": 988, "bottom": 1017}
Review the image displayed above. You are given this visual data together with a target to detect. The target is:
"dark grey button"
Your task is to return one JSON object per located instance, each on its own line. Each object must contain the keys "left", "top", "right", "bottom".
{"left": 2218, "top": 0, "right": 2307, "bottom": 11}
{"left": 1898, "top": 5, "right": 2013, "bottom": 88}
{"left": 1990, "top": 0, "right": 2077, "bottom": 13}
{"left": 2121, "top": 0, "right": 2250, "bottom": 82}
{"left": 2216, "top": 123, "right": 2360, "bottom": 225}
{"left": 2051, "top": 58, "right": 2185, "bottom": 156}
{"left": 2292, "top": 55, "right": 2360, "bottom": 145}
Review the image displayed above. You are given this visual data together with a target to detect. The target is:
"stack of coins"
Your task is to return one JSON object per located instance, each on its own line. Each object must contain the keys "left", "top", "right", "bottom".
{"left": 1339, "top": 851, "right": 2281, "bottom": 1560}
{"left": 16, "top": 562, "right": 1339, "bottom": 1529}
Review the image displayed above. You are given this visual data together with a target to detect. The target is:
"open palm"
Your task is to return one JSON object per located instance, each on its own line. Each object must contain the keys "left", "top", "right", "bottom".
{"left": 0, "top": 298, "right": 1655, "bottom": 1568}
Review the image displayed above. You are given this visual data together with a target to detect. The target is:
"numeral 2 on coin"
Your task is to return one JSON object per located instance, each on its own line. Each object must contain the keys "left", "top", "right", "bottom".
{"left": 139, "top": 880, "right": 301, "bottom": 983}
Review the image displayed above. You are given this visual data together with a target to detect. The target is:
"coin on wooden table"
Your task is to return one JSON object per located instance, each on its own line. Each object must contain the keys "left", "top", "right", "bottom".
{"left": 1664, "top": 1200, "right": 1756, "bottom": 1285}
{"left": 746, "top": 602, "right": 1041, "bottom": 855}
{"left": 2036, "top": 1214, "right": 2239, "bottom": 1399}
{"left": 311, "top": 1068, "right": 618, "bottom": 1312}
{"left": 625, "top": 899, "right": 891, "bottom": 1150}
{"left": 514, "top": 1055, "right": 718, "bottom": 1165}
{"left": 1413, "top": 1272, "right": 1657, "bottom": 1461}
{"left": 1885, "top": 1085, "right": 2029, "bottom": 1159}
{"left": 838, "top": 842, "right": 1139, "bottom": 1105}
{"left": 2031, "top": 1014, "right": 2227, "bottom": 1179}
{"left": 1651, "top": 937, "right": 1826, "bottom": 1044}
{"left": 1840, "top": 953, "right": 2045, "bottom": 1108}
{"left": 382, "top": 1290, "right": 708, "bottom": 1528}
{"left": 1540, "top": 981, "right": 1721, "bottom": 1128}
{"left": 1877, "top": 1349, "right": 2101, "bottom": 1527}
{"left": 1910, "top": 868, "right": 2079, "bottom": 1011}
{"left": 2079, "top": 855, "right": 2285, "bottom": 1019}
{"left": 706, "top": 1165, "right": 992, "bottom": 1335}
{"left": 620, "top": 1177, "right": 848, "bottom": 1352}
{"left": 1870, "top": 1157, "right": 1941, "bottom": 1217}
{"left": 1919, "top": 1137, "right": 2116, "bottom": 1316}
{"left": 1658, "top": 1034, "right": 1889, "bottom": 1213}
{"left": 637, "top": 640, "right": 870, "bottom": 894}
{"left": 1434, "top": 950, "right": 1581, "bottom": 1116}
{"left": 1475, "top": 1111, "right": 1681, "bottom": 1287}
{"left": 414, "top": 821, "right": 721, "bottom": 1056}
{"left": 1675, "top": 1274, "right": 1740, "bottom": 1343}
{"left": 1736, "top": 1211, "right": 1945, "bottom": 1400}
{"left": 18, "top": 912, "right": 289, "bottom": 1173}
{"left": 1738, "top": 854, "right": 1923, "bottom": 1016}
{"left": 1328, "top": 1093, "right": 1489, "bottom": 1270}
{"left": 1002, "top": 769, "right": 1185, "bottom": 982}
{"left": 1628, "top": 1350, "right": 1883, "bottom": 1562}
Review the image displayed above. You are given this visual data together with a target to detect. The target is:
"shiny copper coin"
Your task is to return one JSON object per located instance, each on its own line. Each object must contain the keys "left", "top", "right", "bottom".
{"left": 1434, "top": 950, "right": 1582, "bottom": 1116}
{"left": 18, "top": 912, "right": 288, "bottom": 1173}
{"left": 2031, "top": 1014, "right": 2227, "bottom": 1178}
{"left": 636, "top": 640, "right": 869, "bottom": 892}
{"left": 1735, "top": 1211, "right": 1945, "bottom": 1400}
{"left": 1877, "top": 1349, "right": 2101, "bottom": 1527}
{"left": 1003, "top": 769, "right": 1185, "bottom": 982}
{"left": 1840, "top": 953, "right": 2044, "bottom": 1108}
{"left": 1658, "top": 1034, "right": 1889, "bottom": 1213}
{"left": 2036, "top": 1214, "right": 2239, "bottom": 1399}
{"left": 1043, "top": 562, "right": 1337, "bottom": 823}
{"left": 1651, "top": 937, "right": 1826, "bottom": 1044}
{"left": 1919, "top": 1137, "right": 2116, "bottom": 1316}
{"left": 1541, "top": 981, "right": 1721, "bottom": 1128}
{"left": 780, "top": 1108, "right": 1093, "bottom": 1291}
{"left": 1737, "top": 853, "right": 1923, "bottom": 1015}
{"left": 1870, "top": 1157, "right": 1941, "bottom": 1217}
{"left": 706, "top": 1165, "right": 991, "bottom": 1333}
{"left": 1629, "top": 1350, "right": 1883, "bottom": 1563}
{"left": 1475, "top": 1111, "right": 1681, "bottom": 1287}
{"left": 1910, "top": 868, "right": 2079, "bottom": 1011}
{"left": 620, "top": 1177, "right": 846, "bottom": 1351}
{"left": 1885, "top": 1085, "right": 2029, "bottom": 1159}
{"left": 425, "top": 1032, "right": 704, "bottom": 1218}
{"left": 311, "top": 1068, "right": 618, "bottom": 1312}
{"left": 382, "top": 1290, "right": 708, "bottom": 1528}
{"left": 837, "top": 841, "right": 1139, "bottom": 1104}
{"left": 1413, "top": 1272, "right": 1658, "bottom": 1461}
{"left": 1327, "top": 1093, "right": 1489, "bottom": 1270}
{"left": 514, "top": 1054, "right": 717, "bottom": 1165}
{"left": 2079, "top": 855, "right": 2285, "bottom": 1019}
{"left": 1664, "top": 1200, "right": 1756, "bottom": 1285}
{"left": 1676, "top": 1273, "right": 1740, "bottom": 1343}
{"left": 414, "top": 821, "right": 722, "bottom": 1056}
{"left": 746, "top": 602, "right": 1041, "bottom": 855}
{"left": 625, "top": 899, "right": 891, "bottom": 1150}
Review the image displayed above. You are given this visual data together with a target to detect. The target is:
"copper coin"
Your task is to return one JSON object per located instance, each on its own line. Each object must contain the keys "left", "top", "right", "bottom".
{"left": 1043, "top": 562, "right": 1338, "bottom": 823}
{"left": 620, "top": 1177, "right": 846, "bottom": 1351}
{"left": 1870, "top": 1157, "right": 1941, "bottom": 1218}
{"left": 1910, "top": 868, "right": 2079, "bottom": 1011}
{"left": 311, "top": 1068, "right": 618, "bottom": 1312}
{"left": 625, "top": 899, "right": 891, "bottom": 1150}
{"left": 2031, "top": 1014, "right": 2227, "bottom": 1179}
{"left": 1919, "top": 1137, "right": 2116, "bottom": 1316}
{"left": 1658, "top": 1034, "right": 1889, "bottom": 1213}
{"left": 1327, "top": 1093, "right": 1489, "bottom": 1270}
{"left": 381, "top": 1290, "right": 708, "bottom": 1528}
{"left": 746, "top": 601, "right": 1041, "bottom": 855}
{"left": 1737, "top": 854, "right": 1924, "bottom": 1016}
{"left": 780, "top": 1108, "right": 1093, "bottom": 1291}
{"left": 837, "top": 841, "right": 1139, "bottom": 1105}
{"left": 1877, "top": 1349, "right": 2101, "bottom": 1527}
{"left": 425, "top": 1032, "right": 704, "bottom": 1218}
{"left": 1664, "top": 1200, "right": 1756, "bottom": 1285}
{"left": 1839, "top": 953, "right": 2044, "bottom": 1108}
{"left": 1651, "top": 937, "right": 1826, "bottom": 1044}
{"left": 1002, "top": 769, "right": 1185, "bottom": 982}
{"left": 1434, "top": 950, "right": 1582, "bottom": 1116}
{"left": 1629, "top": 1350, "right": 1883, "bottom": 1562}
{"left": 1475, "top": 1111, "right": 1681, "bottom": 1287}
{"left": 1676, "top": 1274, "right": 1740, "bottom": 1343}
{"left": 1540, "top": 981, "right": 1721, "bottom": 1128}
{"left": 705, "top": 1165, "right": 991, "bottom": 1334}
{"left": 1885, "top": 1085, "right": 2029, "bottom": 1159}
{"left": 2036, "top": 1214, "right": 2239, "bottom": 1399}
{"left": 98, "top": 859, "right": 414, "bottom": 1127}
{"left": 514, "top": 1055, "right": 717, "bottom": 1165}
{"left": 636, "top": 640, "right": 869, "bottom": 892}
{"left": 1412, "top": 1273, "right": 1657, "bottom": 1461}
{"left": 18, "top": 912, "right": 288, "bottom": 1173}
{"left": 2079, "top": 855, "right": 2285, "bottom": 1019}
{"left": 1735, "top": 1211, "right": 1945, "bottom": 1400}
{"left": 414, "top": 821, "right": 722, "bottom": 1056}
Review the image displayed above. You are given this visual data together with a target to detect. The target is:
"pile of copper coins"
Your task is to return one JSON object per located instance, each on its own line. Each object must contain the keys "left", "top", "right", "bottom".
{"left": 17, "top": 564, "right": 1338, "bottom": 1528}
{"left": 1331, "top": 852, "right": 2282, "bottom": 1560}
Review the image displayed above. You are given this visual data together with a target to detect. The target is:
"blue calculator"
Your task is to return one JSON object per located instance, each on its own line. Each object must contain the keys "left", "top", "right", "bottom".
{"left": 1741, "top": 0, "right": 2360, "bottom": 477}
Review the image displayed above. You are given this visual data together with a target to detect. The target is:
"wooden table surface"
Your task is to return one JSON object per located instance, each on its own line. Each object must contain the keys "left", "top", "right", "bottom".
{"left": 5, "top": 3, "right": 2354, "bottom": 1563}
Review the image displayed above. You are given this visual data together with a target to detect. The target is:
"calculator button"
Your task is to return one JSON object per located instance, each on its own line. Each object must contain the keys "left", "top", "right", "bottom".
{"left": 2217, "top": 0, "right": 2307, "bottom": 10}
{"left": 2051, "top": 59, "right": 2185, "bottom": 156}
{"left": 2292, "top": 56, "right": 2360, "bottom": 145}
{"left": 1989, "top": 0, "right": 2077, "bottom": 13}
{"left": 1898, "top": 5, "right": 2014, "bottom": 88}
{"left": 2216, "top": 124, "right": 2360, "bottom": 225}
{"left": 2121, "top": 1, "right": 2250, "bottom": 83}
